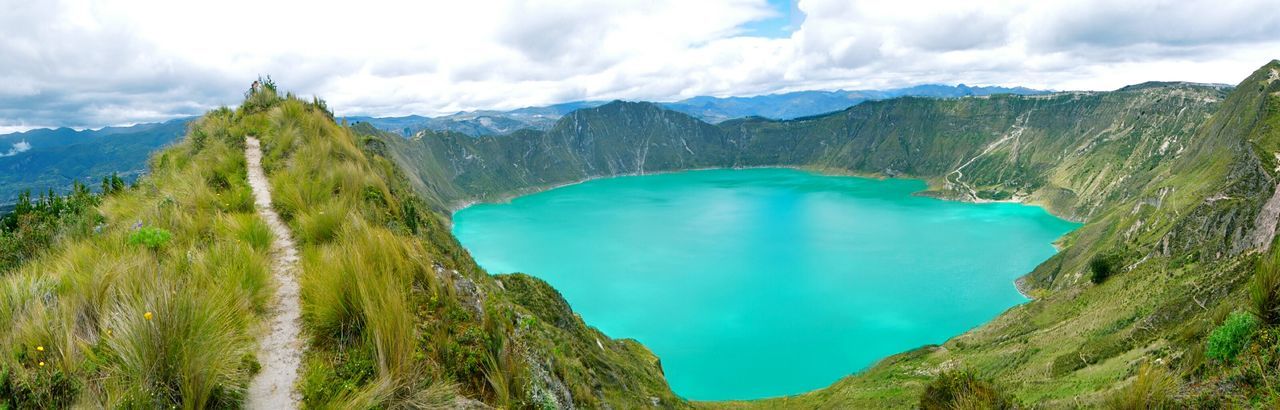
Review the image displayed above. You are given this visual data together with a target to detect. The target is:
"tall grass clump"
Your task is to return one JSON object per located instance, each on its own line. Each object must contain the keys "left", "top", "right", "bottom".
{"left": 1250, "top": 250, "right": 1280, "bottom": 325}
{"left": 1106, "top": 362, "right": 1180, "bottom": 409}
{"left": 100, "top": 278, "right": 253, "bottom": 407}
{"left": 918, "top": 369, "right": 1015, "bottom": 410}
{"left": 220, "top": 213, "right": 272, "bottom": 252}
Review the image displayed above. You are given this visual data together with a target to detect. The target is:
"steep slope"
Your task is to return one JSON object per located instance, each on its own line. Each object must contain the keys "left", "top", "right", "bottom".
{"left": 377, "top": 61, "right": 1280, "bottom": 406}
{"left": 3, "top": 63, "right": 1275, "bottom": 407}
{"left": 0, "top": 108, "right": 271, "bottom": 407}
{"left": 1, "top": 89, "right": 683, "bottom": 408}
{"left": 382, "top": 83, "right": 1224, "bottom": 224}
{"left": 715, "top": 59, "right": 1280, "bottom": 408}
{"left": 248, "top": 93, "right": 681, "bottom": 408}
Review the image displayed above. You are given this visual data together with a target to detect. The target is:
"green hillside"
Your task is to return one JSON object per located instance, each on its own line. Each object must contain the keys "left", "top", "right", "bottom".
{"left": 0, "top": 120, "right": 190, "bottom": 206}
{"left": 0, "top": 88, "right": 680, "bottom": 408}
{"left": 3, "top": 61, "right": 1279, "bottom": 408}
{"left": 376, "top": 61, "right": 1280, "bottom": 406}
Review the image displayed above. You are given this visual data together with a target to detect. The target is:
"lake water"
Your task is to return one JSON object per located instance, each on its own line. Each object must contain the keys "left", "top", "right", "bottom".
{"left": 452, "top": 168, "right": 1077, "bottom": 400}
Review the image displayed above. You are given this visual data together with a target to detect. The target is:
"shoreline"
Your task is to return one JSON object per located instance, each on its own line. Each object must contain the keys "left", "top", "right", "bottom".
{"left": 446, "top": 165, "right": 1081, "bottom": 402}
{"left": 448, "top": 165, "right": 1078, "bottom": 303}
{"left": 446, "top": 165, "right": 802, "bottom": 214}
{"left": 447, "top": 165, "right": 1070, "bottom": 218}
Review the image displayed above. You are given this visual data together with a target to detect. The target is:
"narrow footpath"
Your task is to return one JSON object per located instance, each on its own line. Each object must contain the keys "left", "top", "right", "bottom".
{"left": 244, "top": 137, "right": 303, "bottom": 409}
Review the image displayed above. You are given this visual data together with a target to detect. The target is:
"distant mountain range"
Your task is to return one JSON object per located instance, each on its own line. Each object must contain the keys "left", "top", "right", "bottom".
{"left": 346, "top": 84, "right": 1050, "bottom": 137}
{"left": 0, "top": 119, "right": 190, "bottom": 205}
{"left": 0, "top": 84, "right": 1044, "bottom": 207}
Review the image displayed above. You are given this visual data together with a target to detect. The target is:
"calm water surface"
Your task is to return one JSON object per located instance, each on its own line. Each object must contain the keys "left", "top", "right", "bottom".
{"left": 452, "top": 168, "right": 1077, "bottom": 400}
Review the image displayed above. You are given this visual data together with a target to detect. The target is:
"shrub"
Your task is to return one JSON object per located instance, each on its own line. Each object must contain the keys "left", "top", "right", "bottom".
{"left": 1090, "top": 252, "right": 1122, "bottom": 284}
{"left": 1250, "top": 251, "right": 1280, "bottom": 325}
{"left": 1205, "top": 311, "right": 1258, "bottom": 362}
{"left": 1105, "top": 361, "right": 1179, "bottom": 409}
{"left": 127, "top": 226, "right": 173, "bottom": 250}
{"left": 919, "top": 369, "right": 1015, "bottom": 410}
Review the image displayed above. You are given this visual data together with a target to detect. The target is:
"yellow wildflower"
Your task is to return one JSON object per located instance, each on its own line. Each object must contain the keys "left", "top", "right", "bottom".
{"left": 36, "top": 345, "right": 43, "bottom": 352}
{"left": 144, "top": 311, "right": 153, "bottom": 320}
{"left": 38, "top": 361, "right": 45, "bottom": 367}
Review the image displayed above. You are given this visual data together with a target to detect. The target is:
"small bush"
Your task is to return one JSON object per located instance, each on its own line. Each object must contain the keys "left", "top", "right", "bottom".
{"left": 1105, "top": 362, "right": 1179, "bottom": 409}
{"left": 1250, "top": 251, "right": 1280, "bottom": 325}
{"left": 919, "top": 369, "right": 1015, "bottom": 410}
{"left": 1090, "top": 252, "right": 1122, "bottom": 284}
{"left": 1205, "top": 311, "right": 1258, "bottom": 362}
{"left": 127, "top": 226, "right": 172, "bottom": 250}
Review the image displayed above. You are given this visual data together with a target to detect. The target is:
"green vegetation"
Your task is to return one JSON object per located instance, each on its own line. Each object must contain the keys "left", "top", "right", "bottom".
{"left": 1105, "top": 362, "right": 1180, "bottom": 409}
{"left": 1089, "top": 252, "right": 1122, "bottom": 284}
{"left": 1252, "top": 251, "right": 1280, "bottom": 325}
{"left": 127, "top": 226, "right": 173, "bottom": 250}
{"left": 377, "top": 61, "right": 1280, "bottom": 407}
{"left": 0, "top": 105, "right": 272, "bottom": 407}
{"left": 0, "top": 121, "right": 188, "bottom": 206}
{"left": 0, "top": 184, "right": 102, "bottom": 274}
{"left": 918, "top": 370, "right": 1015, "bottom": 410}
{"left": 5, "top": 61, "right": 1280, "bottom": 407}
{"left": 243, "top": 89, "right": 680, "bottom": 408}
{"left": 1206, "top": 312, "right": 1258, "bottom": 362}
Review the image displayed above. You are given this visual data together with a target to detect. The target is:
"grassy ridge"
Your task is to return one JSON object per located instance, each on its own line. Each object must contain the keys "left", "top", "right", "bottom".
{"left": 1, "top": 85, "right": 684, "bottom": 408}
{"left": 0, "top": 106, "right": 271, "bottom": 407}
{"left": 246, "top": 89, "right": 682, "bottom": 408}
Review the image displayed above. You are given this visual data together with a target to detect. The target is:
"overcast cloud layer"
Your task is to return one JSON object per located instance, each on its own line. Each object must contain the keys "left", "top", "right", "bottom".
{"left": 2, "top": 0, "right": 1279, "bottom": 131}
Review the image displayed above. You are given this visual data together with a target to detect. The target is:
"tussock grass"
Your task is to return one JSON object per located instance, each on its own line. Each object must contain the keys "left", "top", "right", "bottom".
{"left": 1250, "top": 250, "right": 1280, "bottom": 325}
{"left": 0, "top": 106, "right": 274, "bottom": 408}
{"left": 1105, "top": 362, "right": 1179, "bottom": 409}
{"left": 1, "top": 85, "right": 679, "bottom": 408}
{"left": 918, "top": 369, "right": 1015, "bottom": 410}
{"left": 220, "top": 213, "right": 273, "bottom": 252}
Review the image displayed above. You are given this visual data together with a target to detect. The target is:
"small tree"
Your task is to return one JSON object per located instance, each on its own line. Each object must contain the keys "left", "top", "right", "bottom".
{"left": 1090, "top": 252, "right": 1121, "bottom": 284}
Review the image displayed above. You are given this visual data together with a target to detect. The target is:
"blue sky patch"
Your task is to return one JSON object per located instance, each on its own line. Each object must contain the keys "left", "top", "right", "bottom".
{"left": 741, "top": 0, "right": 803, "bottom": 38}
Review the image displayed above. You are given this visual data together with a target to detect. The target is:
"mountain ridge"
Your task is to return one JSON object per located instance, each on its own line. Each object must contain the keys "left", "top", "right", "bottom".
{"left": 373, "top": 61, "right": 1280, "bottom": 406}
{"left": 348, "top": 84, "right": 1052, "bottom": 137}
{"left": 0, "top": 118, "right": 191, "bottom": 205}
{"left": 2, "top": 62, "right": 1279, "bottom": 408}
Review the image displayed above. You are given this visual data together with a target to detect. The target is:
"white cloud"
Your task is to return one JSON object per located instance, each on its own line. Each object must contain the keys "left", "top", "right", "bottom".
{"left": 0, "top": 141, "right": 32, "bottom": 157}
{"left": 0, "top": 0, "right": 1278, "bottom": 128}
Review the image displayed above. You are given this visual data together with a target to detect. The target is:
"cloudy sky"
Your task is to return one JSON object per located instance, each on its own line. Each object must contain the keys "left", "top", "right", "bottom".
{"left": 2, "top": 0, "right": 1279, "bottom": 132}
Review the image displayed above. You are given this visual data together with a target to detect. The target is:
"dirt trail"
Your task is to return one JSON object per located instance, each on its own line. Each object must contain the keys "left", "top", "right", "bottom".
{"left": 244, "top": 137, "right": 303, "bottom": 409}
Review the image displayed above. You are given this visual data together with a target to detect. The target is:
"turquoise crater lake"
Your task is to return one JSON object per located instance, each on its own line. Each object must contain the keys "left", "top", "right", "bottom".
{"left": 452, "top": 168, "right": 1077, "bottom": 401}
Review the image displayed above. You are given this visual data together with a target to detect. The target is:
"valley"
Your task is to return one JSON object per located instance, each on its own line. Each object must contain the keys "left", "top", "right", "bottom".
{"left": 1, "top": 61, "right": 1278, "bottom": 408}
